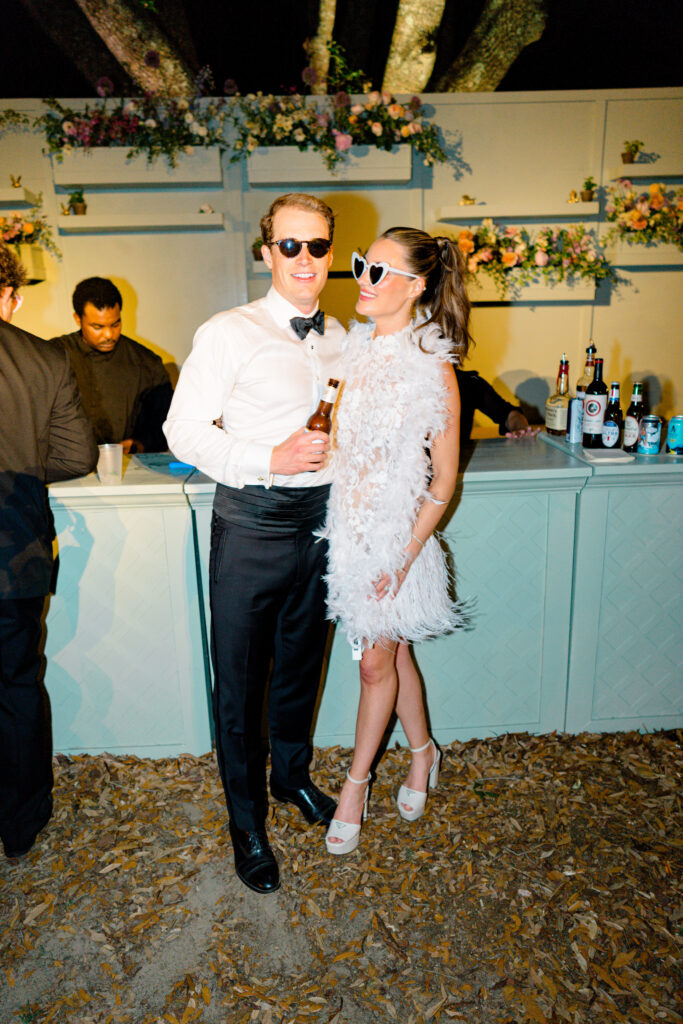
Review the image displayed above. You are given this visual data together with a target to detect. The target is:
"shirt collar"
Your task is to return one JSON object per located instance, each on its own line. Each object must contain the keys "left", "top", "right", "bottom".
{"left": 265, "top": 286, "right": 319, "bottom": 328}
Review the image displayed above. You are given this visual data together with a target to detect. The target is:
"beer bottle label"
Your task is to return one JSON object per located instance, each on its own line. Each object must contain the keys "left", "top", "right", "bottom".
{"left": 545, "top": 403, "right": 568, "bottom": 430}
{"left": 623, "top": 416, "right": 640, "bottom": 447}
{"left": 322, "top": 384, "right": 338, "bottom": 404}
{"left": 602, "top": 422, "right": 620, "bottom": 447}
{"left": 582, "top": 394, "right": 607, "bottom": 434}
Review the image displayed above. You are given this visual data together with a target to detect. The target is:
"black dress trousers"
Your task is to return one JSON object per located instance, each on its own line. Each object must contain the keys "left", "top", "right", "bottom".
{"left": 209, "top": 503, "right": 330, "bottom": 831}
{"left": 0, "top": 596, "right": 54, "bottom": 856}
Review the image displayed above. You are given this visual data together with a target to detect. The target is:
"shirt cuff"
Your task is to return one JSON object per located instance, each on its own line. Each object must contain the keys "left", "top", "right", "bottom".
{"left": 239, "top": 441, "right": 274, "bottom": 487}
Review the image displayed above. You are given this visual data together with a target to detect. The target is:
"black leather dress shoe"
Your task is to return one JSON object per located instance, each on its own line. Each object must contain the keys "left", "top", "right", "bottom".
{"left": 270, "top": 779, "right": 337, "bottom": 826}
{"left": 229, "top": 822, "right": 280, "bottom": 894}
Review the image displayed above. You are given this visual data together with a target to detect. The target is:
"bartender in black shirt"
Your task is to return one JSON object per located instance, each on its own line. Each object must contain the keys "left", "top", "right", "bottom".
{"left": 51, "top": 277, "right": 173, "bottom": 454}
{"left": 456, "top": 369, "right": 538, "bottom": 442}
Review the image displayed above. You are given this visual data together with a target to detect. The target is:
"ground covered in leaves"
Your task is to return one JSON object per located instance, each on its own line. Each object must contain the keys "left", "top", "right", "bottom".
{"left": 0, "top": 731, "right": 681, "bottom": 1024}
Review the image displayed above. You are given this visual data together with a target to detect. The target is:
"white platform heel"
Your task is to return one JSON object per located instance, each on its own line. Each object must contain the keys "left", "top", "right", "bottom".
{"left": 325, "top": 771, "right": 371, "bottom": 855}
{"left": 397, "top": 739, "right": 441, "bottom": 822}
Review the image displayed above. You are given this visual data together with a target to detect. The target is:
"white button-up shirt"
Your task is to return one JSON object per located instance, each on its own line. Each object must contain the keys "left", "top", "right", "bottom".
{"left": 163, "top": 287, "right": 345, "bottom": 488}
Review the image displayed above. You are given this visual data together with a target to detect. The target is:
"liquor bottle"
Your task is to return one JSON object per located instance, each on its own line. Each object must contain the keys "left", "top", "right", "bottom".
{"left": 623, "top": 381, "right": 644, "bottom": 452}
{"left": 601, "top": 382, "right": 622, "bottom": 448}
{"left": 582, "top": 357, "right": 608, "bottom": 447}
{"left": 545, "top": 354, "right": 570, "bottom": 435}
{"left": 305, "top": 378, "right": 340, "bottom": 434}
{"left": 576, "top": 342, "right": 597, "bottom": 398}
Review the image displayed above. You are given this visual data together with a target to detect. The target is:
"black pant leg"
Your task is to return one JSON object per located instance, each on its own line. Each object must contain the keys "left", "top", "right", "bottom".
{"left": 209, "top": 517, "right": 294, "bottom": 831}
{"left": 268, "top": 534, "right": 330, "bottom": 787}
{"left": 0, "top": 596, "right": 53, "bottom": 855}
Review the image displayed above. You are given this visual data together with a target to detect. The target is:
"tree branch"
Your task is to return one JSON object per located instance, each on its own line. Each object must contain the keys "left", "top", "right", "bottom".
{"left": 72, "top": 0, "right": 195, "bottom": 96}
{"left": 382, "top": 0, "right": 447, "bottom": 94}
{"left": 305, "top": 0, "right": 337, "bottom": 94}
{"left": 434, "top": 0, "right": 547, "bottom": 92}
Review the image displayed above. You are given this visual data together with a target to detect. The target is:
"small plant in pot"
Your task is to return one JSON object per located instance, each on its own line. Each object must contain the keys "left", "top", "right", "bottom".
{"left": 68, "top": 187, "right": 87, "bottom": 214}
{"left": 251, "top": 235, "right": 264, "bottom": 261}
{"left": 621, "top": 140, "right": 644, "bottom": 164}
{"left": 580, "top": 176, "right": 597, "bottom": 202}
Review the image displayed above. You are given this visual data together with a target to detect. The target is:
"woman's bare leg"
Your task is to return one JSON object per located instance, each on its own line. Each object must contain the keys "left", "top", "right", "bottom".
{"left": 394, "top": 643, "right": 435, "bottom": 806}
{"left": 328, "top": 640, "right": 398, "bottom": 837}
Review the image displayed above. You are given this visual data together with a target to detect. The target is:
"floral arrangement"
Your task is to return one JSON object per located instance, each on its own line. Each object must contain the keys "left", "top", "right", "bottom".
{"left": 228, "top": 44, "right": 446, "bottom": 172}
{"left": 36, "top": 69, "right": 228, "bottom": 168}
{"left": 605, "top": 180, "right": 683, "bottom": 250}
{"left": 455, "top": 219, "right": 615, "bottom": 297}
{"left": 0, "top": 194, "right": 60, "bottom": 258}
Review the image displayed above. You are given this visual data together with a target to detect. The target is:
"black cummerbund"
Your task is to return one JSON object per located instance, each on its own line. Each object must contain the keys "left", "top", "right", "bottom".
{"left": 213, "top": 483, "right": 330, "bottom": 534}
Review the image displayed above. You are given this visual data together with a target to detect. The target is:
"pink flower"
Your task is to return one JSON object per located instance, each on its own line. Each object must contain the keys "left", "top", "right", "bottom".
{"left": 315, "top": 112, "right": 330, "bottom": 128}
{"left": 409, "top": 122, "right": 422, "bottom": 134}
{"left": 366, "top": 91, "right": 381, "bottom": 108}
{"left": 387, "top": 103, "right": 404, "bottom": 119}
{"left": 535, "top": 251, "right": 549, "bottom": 267}
{"left": 371, "top": 122, "right": 383, "bottom": 136}
{"left": 332, "top": 131, "right": 352, "bottom": 152}
{"left": 350, "top": 103, "right": 364, "bottom": 115}
{"left": 381, "top": 92, "right": 392, "bottom": 105}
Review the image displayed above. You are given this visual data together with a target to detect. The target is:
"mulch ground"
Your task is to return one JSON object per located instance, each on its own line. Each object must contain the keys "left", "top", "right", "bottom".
{"left": 1, "top": 730, "right": 681, "bottom": 1024}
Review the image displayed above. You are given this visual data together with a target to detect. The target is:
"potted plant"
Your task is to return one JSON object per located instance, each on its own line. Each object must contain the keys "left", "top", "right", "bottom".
{"left": 580, "top": 176, "right": 597, "bottom": 202}
{"left": 251, "top": 235, "right": 264, "bottom": 261}
{"left": 68, "top": 187, "right": 87, "bottom": 215}
{"left": 621, "top": 140, "right": 644, "bottom": 164}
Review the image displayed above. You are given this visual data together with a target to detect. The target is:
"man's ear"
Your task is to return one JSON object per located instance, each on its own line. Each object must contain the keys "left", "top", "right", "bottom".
{"left": 262, "top": 244, "right": 273, "bottom": 269}
{"left": 73, "top": 311, "right": 82, "bottom": 329}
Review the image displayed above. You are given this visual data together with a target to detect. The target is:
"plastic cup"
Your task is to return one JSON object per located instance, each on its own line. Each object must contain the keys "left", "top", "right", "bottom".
{"left": 96, "top": 443, "right": 123, "bottom": 484}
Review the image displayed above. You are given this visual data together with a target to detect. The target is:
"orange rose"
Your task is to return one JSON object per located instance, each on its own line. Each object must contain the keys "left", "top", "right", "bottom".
{"left": 22, "top": 222, "right": 35, "bottom": 236}
{"left": 502, "top": 251, "right": 519, "bottom": 267}
{"left": 630, "top": 213, "right": 647, "bottom": 230}
{"left": 649, "top": 194, "right": 664, "bottom": 210}
{"left": 458, "top": 236, "right": 474, "bottom": 254}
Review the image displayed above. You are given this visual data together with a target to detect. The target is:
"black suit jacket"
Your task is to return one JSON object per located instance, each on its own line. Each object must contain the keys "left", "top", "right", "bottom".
{"left": 456, "top": 369, "right": 519, "bottom": 442}
{"left": 0, "top": 319, "right": 98, "bottom": 599}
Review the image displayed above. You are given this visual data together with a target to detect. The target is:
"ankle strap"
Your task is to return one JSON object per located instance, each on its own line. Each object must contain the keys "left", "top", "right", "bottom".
{"left": 409, "top": 738, "right": 433, "bottom": 754}
{"left": 347, "top": 770, "right": 371, "bottom": 785}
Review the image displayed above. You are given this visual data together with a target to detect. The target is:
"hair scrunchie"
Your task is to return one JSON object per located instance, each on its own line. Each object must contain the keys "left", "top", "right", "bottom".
{"left": 434, "top": 236, "right": 456, "bottom": 271}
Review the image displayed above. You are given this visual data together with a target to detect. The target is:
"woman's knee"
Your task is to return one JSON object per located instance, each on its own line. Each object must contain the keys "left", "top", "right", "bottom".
{"left": 359, "top": 644, "right": 397, "bottom": 688}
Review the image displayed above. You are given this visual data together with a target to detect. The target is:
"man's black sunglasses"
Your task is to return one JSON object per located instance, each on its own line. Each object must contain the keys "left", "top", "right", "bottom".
{"left": 270, "top": 238, "right": 332, "bottom": 259}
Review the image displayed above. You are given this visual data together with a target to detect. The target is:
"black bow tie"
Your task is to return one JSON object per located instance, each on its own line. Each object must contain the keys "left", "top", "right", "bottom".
{"left": 290, "top": 310, "right": 325, "bottom": 340}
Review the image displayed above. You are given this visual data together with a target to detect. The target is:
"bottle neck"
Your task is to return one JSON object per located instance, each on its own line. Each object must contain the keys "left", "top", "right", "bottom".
{"left": 557, "top": 371, "right": 569, "bottom": 395}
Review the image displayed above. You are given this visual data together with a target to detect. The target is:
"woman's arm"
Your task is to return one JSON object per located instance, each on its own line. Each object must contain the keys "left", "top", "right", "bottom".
{"left": 374, "top": 363, "right": 460, "bottom": 599}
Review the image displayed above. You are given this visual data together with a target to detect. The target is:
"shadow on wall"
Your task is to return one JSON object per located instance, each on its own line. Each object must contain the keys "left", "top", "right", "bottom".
{"left": 496, "top": 370, "right": 551, "bottom": 425}
{"left": 111, "top": 276, "right": 178, "bottom": 379}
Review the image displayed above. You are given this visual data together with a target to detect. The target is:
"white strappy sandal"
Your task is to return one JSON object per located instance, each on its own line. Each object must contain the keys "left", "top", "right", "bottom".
{"left": 325, "top": 771, "right": 371, "bottom": 855}
{"left": 397, "top": 739, "right": 441, "bottom": 822}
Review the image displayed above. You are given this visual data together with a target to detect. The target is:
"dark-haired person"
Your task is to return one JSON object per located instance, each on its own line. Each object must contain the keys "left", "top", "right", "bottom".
{"left": 323, "top": 229, "right": 469, "bottom": 856}
{"left": 51, "top": 276, "right": 173, "bottom": 454}
{"left": 0, "top": 244, "right": 98, "bottom": 861}
{"left": 164, "top": 193, "right": 345, "bottom": 894}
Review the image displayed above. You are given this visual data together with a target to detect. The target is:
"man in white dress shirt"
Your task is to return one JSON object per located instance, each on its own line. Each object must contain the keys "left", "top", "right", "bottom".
{"left": 164, "top": 194, "right": 344, "bottom": 893}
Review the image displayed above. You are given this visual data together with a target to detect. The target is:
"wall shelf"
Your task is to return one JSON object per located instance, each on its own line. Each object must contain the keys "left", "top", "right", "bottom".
{"left": 246, "top": 145, "right": 412, "bottom": 186}
{"left": 0, "top": 187, "right": 39, "bottom": 207}
{"left": 435, "top": 202, "right": 600, "bottom": 223}
{"left": 58, "top": 212, "right": 224, "bottom": 234}
{"left": 469, "top": 277, "right": 596, "bottom": 303}
{"left": 602, "top": 242, "right": 683, "bottom": 266}
{"left": 52, "top": 147, "right": 223, "bottom": 188}
{"left": 610, "top": 162, "right": 682, "bottom": 180}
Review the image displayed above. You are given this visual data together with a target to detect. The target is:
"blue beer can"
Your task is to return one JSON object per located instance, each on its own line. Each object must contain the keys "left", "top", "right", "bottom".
{"left": 666, "top": 415, "right": 683, "bottom": 455}
{"left": 637, "top": 415, "right": 661, "bottom": 455}
{"left": 566, "top": 396, "right": 584, "bottom": 444}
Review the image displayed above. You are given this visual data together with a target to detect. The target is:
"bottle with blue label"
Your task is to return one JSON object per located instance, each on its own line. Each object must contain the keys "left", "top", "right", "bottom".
{"left": 601, "top": 382, "right": 622, "bottom": 448}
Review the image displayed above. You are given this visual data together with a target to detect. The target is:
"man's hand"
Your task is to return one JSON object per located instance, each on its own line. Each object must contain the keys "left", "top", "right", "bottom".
{"left": 270, "top": 427, "right": 330, "bottom": 475}
{"left": 504, "top": 410, "right": 540, "bottom": 440}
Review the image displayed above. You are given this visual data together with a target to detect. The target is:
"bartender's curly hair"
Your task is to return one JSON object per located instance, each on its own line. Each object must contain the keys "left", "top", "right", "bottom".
{"left": 0, "top": 243, "right": 28, "bottom": 294}
{"left": 72, "top": 277, "right": 123, "bottom": 317}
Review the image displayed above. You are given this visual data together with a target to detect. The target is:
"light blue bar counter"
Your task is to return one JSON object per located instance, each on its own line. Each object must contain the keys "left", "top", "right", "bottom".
{"left": 47, "top": 440, "right": 682, "bottom": 757}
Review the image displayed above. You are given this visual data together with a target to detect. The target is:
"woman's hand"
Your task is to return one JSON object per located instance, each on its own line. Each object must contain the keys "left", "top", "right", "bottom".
{"left": 372, "top": 561, "right": 411, "bottom": 601}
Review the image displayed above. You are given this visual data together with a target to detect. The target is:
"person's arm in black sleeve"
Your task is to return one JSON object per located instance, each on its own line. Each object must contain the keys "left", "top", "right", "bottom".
{"left": 466, "top": 370, "right": 538, "bottom": 439}
{"left": 46, "top": 348, "right": 99, "bottom": 482}
{"left": 132, "top": 379, "right": 174, "bottom": 453}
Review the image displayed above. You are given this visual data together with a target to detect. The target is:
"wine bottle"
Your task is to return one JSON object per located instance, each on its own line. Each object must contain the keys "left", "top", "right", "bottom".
{"left": 582, "top": 357, "right": 608, "bottom": 447}
{"left": 623, "top": 382, "right": 644, "bottom": 452}
{"left": 601, "top": 382, "right": 622, "bottom": 448}
{"left": 305, "top": 378, "right": 340, "bottom": 434}
{"left": 545, "top": 354, "right": 570, "bottom": 435}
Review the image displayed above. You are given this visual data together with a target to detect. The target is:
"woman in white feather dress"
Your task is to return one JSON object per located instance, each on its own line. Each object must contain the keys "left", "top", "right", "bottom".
{"left": 323, "top": 227, "right": 472, "bottom": 855}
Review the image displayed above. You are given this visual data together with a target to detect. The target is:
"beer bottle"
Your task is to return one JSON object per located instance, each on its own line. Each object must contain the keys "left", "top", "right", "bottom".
{"left": 306, "top": 378, "right": 340, "bottom": 434}
{"left": 623, "top": 382, "right": 644, "bottom": 452}
{"left": 601, "top": 382, "right": 622, "bottom": 448}
{"left": 545, "top": 354, "right": 570, "bottom": 435}
{"left": 582, "top": 357, "right": 608, "bottom": 447}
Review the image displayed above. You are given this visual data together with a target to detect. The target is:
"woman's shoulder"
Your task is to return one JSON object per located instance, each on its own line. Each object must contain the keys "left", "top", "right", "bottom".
{"left": 412, "top": 321, "right": 456, "bottom": 365}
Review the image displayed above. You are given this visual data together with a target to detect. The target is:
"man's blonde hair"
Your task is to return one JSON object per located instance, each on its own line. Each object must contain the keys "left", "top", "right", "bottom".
{"left": 260, "top": 193, "right": 335, "bottom": 246}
